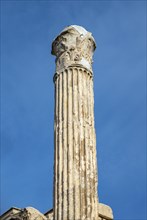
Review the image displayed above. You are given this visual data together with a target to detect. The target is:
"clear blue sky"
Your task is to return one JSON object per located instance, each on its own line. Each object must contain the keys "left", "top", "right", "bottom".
{"left": 1, "top": 1, "right": 146, "bottom": 219}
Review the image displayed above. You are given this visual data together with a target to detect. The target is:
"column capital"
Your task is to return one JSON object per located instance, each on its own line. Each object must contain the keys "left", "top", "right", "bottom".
{"left": 51, "top": 25, "right": 96, "bottom": 72}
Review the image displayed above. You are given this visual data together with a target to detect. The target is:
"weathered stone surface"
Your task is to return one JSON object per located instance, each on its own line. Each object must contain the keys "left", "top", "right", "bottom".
{"left": 52, "top": 25, "right": 96, "bottom": 73}
{"left": 0, "top": 207, "right": 21, "bottom": 220}
{"left": 52, "top": 25, "right": 113, "bottom": 220}
{"left": 99, "top": 203, "right": 113, "bottom": 220}
{"left": 0, "top": 207, "right": 48, "bottom": 220}
{"left": 44, "top": 209, "right": 53, "bottom": 220}
{"left": 22, "top": 207, "right": 47, "bottom": 220}
{"left": 52, "top": 25, "right": 98, "bottom": 220}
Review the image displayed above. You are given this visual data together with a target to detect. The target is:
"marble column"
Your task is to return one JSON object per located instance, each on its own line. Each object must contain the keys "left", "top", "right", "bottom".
{"left": 52, "top": 25, "right": 99, "bottom": 220}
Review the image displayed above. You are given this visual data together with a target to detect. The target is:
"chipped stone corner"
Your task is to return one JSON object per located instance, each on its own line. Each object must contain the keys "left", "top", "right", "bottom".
{"left": 98, "top": 203, "right": 113, "bottom": 220}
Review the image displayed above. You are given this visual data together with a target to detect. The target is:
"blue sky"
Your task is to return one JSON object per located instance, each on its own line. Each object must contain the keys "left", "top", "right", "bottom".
{"left": 1, "top": 1, "right": 146, "bottom": 219}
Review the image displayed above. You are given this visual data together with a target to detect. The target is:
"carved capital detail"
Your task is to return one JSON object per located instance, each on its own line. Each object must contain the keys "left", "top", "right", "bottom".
{"left": 51, "top": 25, "right": 96, "bottom": 72}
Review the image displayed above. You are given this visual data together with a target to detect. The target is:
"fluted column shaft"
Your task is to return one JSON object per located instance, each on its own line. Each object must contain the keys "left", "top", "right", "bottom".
{"left": 53, "top": 67, "right": 98, "bottom": 220}
{"left": 52, "top": 25, "right": 99, "bottom": 220}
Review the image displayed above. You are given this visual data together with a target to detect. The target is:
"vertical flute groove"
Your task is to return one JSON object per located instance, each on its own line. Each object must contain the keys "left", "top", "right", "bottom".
{"left": 73, "top": 68, "right": 81, "bottom": 220}
{"left": 91, "top": 78, "right": 98, "bottom": 219}
{"left": 67, "top": 68, "right": 74, "bottom": 219}
{"left": 72, "top": 68, "right": 75, "bottom": 220}
{"left": 78, "top": 68, "right": 82, "bottom": 219}
{"left": 83, "top": 70, "right": 87, "bottom": 219}
{"left": 61, "top": 72, "right": 64, "bottom": 220}
{"left": 54, "top": 78, "right": 58, "bottom": 220}
{"left": 86, "top": 72, "right": 91, "bottom": 220}
{"left": 66, "top": 70, "right": 69, "bottom": 220}
{"left": 77, "top": 68, "right": 82, "bottom": 220}
{"left": 62, "top": 72, "right": 64, "bottom": 220}
{"left": 58, "top": 73, "right": 62, "bottom": 220}
{"left": 56, "top": 76, "right": 60, "bottom": 220}
{"left": 89, "top": 76, "right": 94, "bottom": 219}
{"left": 80, "top": 69, "right": 86, "bottom": 219}
{"left": 63, "top": 70, "right": 68, "bottom": 220}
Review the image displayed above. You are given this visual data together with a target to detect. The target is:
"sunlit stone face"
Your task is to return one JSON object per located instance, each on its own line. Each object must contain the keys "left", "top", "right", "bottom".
{"left": 51, "top": 25, "right": 96, "bottom": 72}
